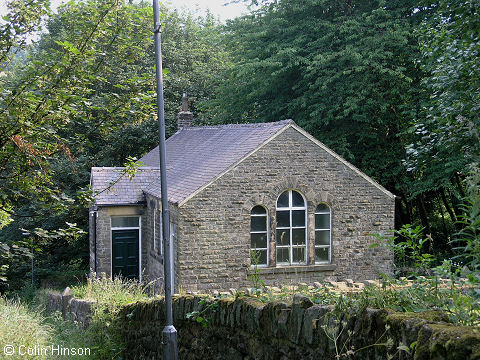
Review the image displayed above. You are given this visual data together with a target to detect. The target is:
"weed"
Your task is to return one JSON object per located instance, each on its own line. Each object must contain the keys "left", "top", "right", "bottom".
{"left": 186, "top": 295, "right": 222, "bottom": 328}
{"left": 248, "top": 249, "right": 266, "bottom": 294}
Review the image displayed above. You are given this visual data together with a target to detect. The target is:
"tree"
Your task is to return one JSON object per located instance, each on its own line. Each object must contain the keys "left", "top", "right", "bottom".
{"left": 406, "top": 0, "right": 479, "bottom": 192}
{"left": 210, "top": 1, "right": 431, "bottom": 221}
{"left": 0, "top": 0, "right": 230, "bottom": 290}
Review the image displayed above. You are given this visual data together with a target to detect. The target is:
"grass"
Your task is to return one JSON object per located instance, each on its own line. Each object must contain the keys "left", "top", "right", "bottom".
{"left": 0, "top": 296, "right": 90, "bottom": 359}
{"left": 0, "top": 297, "right": 51, "bottom": 359}
{"left": 69, "top": 274, "right": 153, "bottom": 359}
{"left": 71, "top": 273, "right": 151, "bottom": 306}
{"left": 0, "top": 276, "right": 153, "bottom": 359}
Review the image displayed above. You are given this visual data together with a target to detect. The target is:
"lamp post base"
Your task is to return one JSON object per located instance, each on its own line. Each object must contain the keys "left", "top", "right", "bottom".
{"left": 162, "top": 325, "right": 178, "bottom": 360}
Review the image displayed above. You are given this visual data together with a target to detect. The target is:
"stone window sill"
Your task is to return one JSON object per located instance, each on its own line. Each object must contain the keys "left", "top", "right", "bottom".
{"left": 253, "top": 264, "right": 336, "bottom": 275}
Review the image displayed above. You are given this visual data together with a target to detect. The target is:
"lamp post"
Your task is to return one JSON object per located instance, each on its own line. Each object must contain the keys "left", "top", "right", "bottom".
{"left": 152, "top": 1, "right": 178, "bottom": 359}
{"left": 22, "top": 232, "right": 32, "bottom": 286}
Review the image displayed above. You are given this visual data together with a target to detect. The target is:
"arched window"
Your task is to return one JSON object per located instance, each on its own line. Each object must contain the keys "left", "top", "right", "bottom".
{"left": 315, "top": 204, "right": 331, "bottom": 263}
{"left": 276, "top": 190, "right": 307, "bottom": 265}
{"left": 250, "top": 205, "right": 268, "bottom": 266}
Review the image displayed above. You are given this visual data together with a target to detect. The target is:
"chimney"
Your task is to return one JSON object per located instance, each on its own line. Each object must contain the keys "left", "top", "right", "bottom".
{"left": 177, "top": 93, "right": 193, "bottom": 129}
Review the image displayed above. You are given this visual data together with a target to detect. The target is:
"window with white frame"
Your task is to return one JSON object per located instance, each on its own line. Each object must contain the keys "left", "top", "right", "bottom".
{"left": 111, "top": 216, "right": 139, "bottom": 228}
{"left": 315, "top": 204, "right": 331, "bottom": 263}
{"left": 276, "top": 190, "right": 307, "bottom": 265}
{"left": 250, "top": 205, "right": 268, "bottom": 266}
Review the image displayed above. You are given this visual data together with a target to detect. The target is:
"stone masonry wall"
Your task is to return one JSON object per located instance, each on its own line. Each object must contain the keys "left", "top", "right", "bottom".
{"left": 118, "top": 295, "right": 480, "bottom": 360}
{"left": 177, "top": 127, "right": 394, "bottom": 292}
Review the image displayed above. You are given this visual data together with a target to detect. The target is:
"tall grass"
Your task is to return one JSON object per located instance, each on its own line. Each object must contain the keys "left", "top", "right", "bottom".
{"left": 0, "top": 274, "right": 153, "bottom": 360}
{"left": 0, "top": 297, "right": 51, "bottom": 359}
{"left": 70, "top": 275, "right": 153, "bottom": 359}
{"left": 72, "top": 274, "right": 151, "bottom": 306}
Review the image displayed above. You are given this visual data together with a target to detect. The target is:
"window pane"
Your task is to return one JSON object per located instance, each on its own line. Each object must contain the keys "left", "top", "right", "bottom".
{"left": 315, "top": 247, "right": 329, "bottom": 263}
{"left": 277, "top": 247, "right": 289, "bottom": 263}
{"left": 277, "top": 191, "right": 289, "bottom": 208}
{"left": 292, "top": 191, "right": 304, "bottom": 207}
{"left": 276, "top": 210, "right": 290, "bottom": 227}
{"left": 276, "top": 229, "right": 290, "bottom": 246}
{"left": 292, "top": 247, "right": 305, "bottom": 263}
{"left": 251, "top": 249, "right": 267, "bottom": 266}
{"left": 292, "top": 210, "right": 305, "bottom": 227}
{"left": 251, "top": 216, "right": 267, "bottom": 232}
{"left": 315, "top": 213, "right": 330, "bottom": 229}
{"left": 251, "top": 233, "right": 267, "bottom": 249}
{"left": 112, "top": 217, "right": 139, "bottom": 228}
{"left": 292, "top": 228, "right": 305, "bottom": 245}
{"left": 315, "top": 230, "right": 330, "bottom": 246}
{"left": 316, "top": 204, "right": 330, "bottom": 212}
{"left": 251, "top": 205, "right": 266, "bottom": 215}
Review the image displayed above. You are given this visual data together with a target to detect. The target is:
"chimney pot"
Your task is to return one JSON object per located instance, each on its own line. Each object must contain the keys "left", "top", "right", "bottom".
{"left": 182, "top": 93, "right": 188, "bottom": 112}
{"left": 178, "top": 93, "right": 193, "bottom": 129}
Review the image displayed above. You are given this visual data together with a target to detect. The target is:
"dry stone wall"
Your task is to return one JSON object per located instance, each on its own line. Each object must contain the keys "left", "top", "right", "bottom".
{"left": 45, "top": 288, "right": 93, "bottom": 328}
{"left": 117, "top": 295, "right": 480, "bottom": 360}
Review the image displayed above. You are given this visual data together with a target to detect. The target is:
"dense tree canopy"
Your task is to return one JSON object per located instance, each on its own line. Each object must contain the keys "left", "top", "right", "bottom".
{"left": 209, "top": 0, "right": 427, "bottom": 224}
{"left": 207, "top": 0, "right": 478, "bottom": 255}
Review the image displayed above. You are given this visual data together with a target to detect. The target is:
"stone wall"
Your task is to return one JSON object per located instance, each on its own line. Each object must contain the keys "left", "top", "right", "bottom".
{"left": 176, "top": 126, "right": 394, "bottom": 292}
{"left": 118, "top": 294, "right": 480, "bottom": 360}
{"left": 45, "top": 288, "right": 93, "bottom": 328}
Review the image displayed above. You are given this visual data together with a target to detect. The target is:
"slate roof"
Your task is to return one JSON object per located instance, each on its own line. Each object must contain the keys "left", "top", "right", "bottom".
{"left": 90, "top": 167, "right": 159, "bottom": 206}
{"left": 91, "top": 119, "right": 395, "bottom": 206}
{"left": 141, "top": 120, "right": 293, "bottom": 203}
{"left": 91, "top": 120, "right": 293, "bottom": 206}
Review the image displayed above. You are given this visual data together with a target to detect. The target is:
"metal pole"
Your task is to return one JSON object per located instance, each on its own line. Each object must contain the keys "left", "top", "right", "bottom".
{"left": 22, "top": 232, "right": 33, "bottom": 285}
{"left": 152, "top": 1, "right": 178, "bottom": 359}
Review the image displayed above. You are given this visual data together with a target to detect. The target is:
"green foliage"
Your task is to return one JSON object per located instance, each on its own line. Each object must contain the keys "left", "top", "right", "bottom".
{"left": 186, "top": 296, "right": 220, "bottom": 329}
{"left": 248, "top": 249, "right": 266, "bottom": 293}
{"left": 0, "top": 0, "right": 50, "bottom": 68}
{"left": 72, "top": 273, "right": 150, "bottom": 306}
{"left": 0, "top": 297, "right": 51, "bottom": 359}
{"left": 403, "top": 0, "right": 479, "bottom": 241}
{"left": 451, "top": 167, "right": 480, "bottom": 270}
{"left": 371, "top": 224, "right": 435, "bottom": 272}
{"left": 418, "top": 0, "right": 480, "bottom": 160}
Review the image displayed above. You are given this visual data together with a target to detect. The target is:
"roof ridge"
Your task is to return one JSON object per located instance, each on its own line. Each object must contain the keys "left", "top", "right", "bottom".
{"left": 178, "top": 119, "right": 294, "bottom": 131}
{"left": 91, "top": 166, "right": 160, "bottom": 171}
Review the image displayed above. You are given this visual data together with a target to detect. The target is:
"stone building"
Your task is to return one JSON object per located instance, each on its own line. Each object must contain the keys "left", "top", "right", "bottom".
{"left": 89, "top": 100, "right": 395, "bottom": 292}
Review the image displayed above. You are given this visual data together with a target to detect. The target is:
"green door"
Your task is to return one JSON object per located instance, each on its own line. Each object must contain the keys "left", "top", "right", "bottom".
{"left": 112, "top": 229, "right": 139, "bottom": 279}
